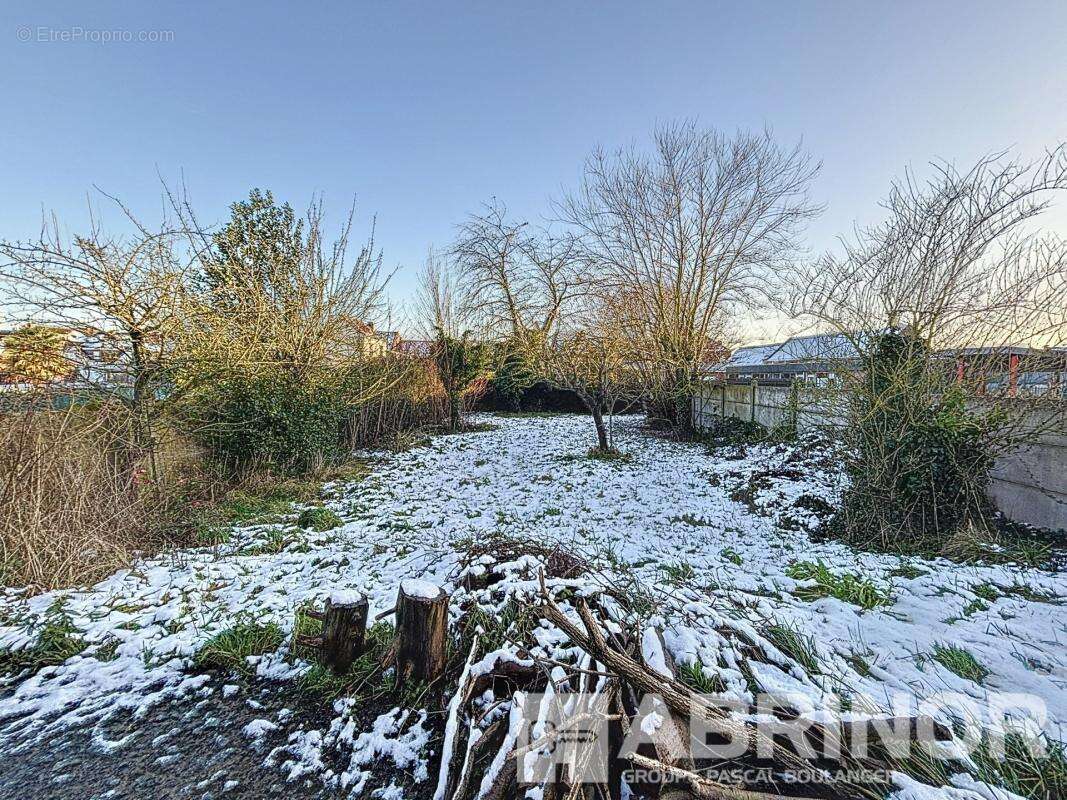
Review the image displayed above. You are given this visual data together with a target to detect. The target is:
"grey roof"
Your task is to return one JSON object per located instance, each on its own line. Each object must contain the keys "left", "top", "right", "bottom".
{"left": 712, "top": 333, "right": 861, "bottom": 372}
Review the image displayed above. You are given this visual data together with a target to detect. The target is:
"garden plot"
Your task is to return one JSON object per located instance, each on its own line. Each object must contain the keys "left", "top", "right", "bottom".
{"left": 1, "top": 414, "right": 1065, "bottom": 799}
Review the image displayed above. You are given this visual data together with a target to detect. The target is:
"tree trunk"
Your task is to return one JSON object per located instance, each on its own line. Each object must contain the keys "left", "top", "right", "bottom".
{"left": 590, "top": 404, "right": 609, "bottom": 451}
{"left": 448, "top": 390, "right": 462, "bottom": 432}
{"left": 395, "top": 579, "right": 450, "bottom": 688}
{"left": 322, "top": 593, "right": 369, "bottom": 674}
{"left": 577, "top": 391, "right": 610, "bottom": 451}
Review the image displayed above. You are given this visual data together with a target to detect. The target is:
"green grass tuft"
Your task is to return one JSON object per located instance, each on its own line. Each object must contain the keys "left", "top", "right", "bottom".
{"left": 677, "top": 660, "right": 726, "bottom": 693}
{"left": 0, "top": 603, "right": 86, "bottom": 676}
{"left": 296, "top": 622, "right": 398, "bottom": 701}
{"left": 194, "top": 619, "right": 284, "bottom": 675}
{"left": 586, "top": 446, "right": 632, "bottom": 463}
{"left": 971, "top": 731, "right": 1067, "bottom": 800}
{"left": 720, "top": 547, "right": 743, "bottom": 566}
{"left": 670, "top": 513, "right": 714, "bottom": 527}
{"left": 889, "top": 562, "right": 928, "bottom": 580}
{"left": 930, "top": 643, "right": 990, "bottom": 684}
{"left": 785, "top": 559, "right": 891, "bottom": 610}
{"left": 296, "top": 506, "right": 342, "bottom": 532}
{"left": 239, "top": 529, "right": 293, "bottom": 556}
{"left": 972, "top": 582, "right": 1001, "bottom": 602}
{"left": 661, "top": 561, "right": 696, "bottom": 586}
{"left": 762, "top": 622, "right": 820, "bottom": 675}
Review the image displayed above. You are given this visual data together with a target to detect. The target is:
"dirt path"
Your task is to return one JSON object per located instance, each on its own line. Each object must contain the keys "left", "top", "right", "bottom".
{"left": 0, "top": 677, "right": 344, "bottom": 799}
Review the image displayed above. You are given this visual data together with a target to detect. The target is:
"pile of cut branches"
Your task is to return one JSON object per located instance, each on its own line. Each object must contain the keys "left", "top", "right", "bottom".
{"left": 431, "top": 570, "right": 956, "bottom": 800}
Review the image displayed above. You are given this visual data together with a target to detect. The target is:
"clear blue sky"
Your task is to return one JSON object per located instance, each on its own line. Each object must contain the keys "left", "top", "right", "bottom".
{"left": 3, "top": 1, "right": 1066, "bottom": 339}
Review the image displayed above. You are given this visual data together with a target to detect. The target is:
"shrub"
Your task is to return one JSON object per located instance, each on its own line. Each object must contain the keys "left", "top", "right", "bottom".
{"left": 701, "top": 416, "right": 768, "bottom": 449}
{"left": 196, "top": 369, "right": 351, "bottom": 475}
{"left": 836, "top": 332, "right": 999, "bottom": 553}
{"left": 0, "top": 397, "right": 174, "bottom": 591}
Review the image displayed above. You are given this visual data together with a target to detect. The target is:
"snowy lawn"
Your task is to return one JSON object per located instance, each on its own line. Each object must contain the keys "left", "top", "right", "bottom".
{"left": 1, "top": 414, "right": 1065, "bottom": 798}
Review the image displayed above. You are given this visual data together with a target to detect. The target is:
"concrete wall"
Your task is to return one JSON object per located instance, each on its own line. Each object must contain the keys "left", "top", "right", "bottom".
{"left": 988, "top": 416, "right": 1067, "bottom": 531}
{"left": 692, "top": 382, "right": 1067, "bottom": 532}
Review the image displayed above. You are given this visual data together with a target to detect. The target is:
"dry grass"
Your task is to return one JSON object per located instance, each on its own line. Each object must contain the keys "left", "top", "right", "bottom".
{"left": 0, "top": 366, "right": 441, "bottom": 593}
{"left": 0, "top": 395, "right": 175, "bottom": 593}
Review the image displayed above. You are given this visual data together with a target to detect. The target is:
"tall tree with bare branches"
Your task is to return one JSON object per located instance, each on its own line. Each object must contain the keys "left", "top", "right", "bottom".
{"left": 789, "top": 148, "right": 1067, "bottom": 550}
{"left": 558, "top": 121, "right": 820, "bottom": 429}
{"left": 0, "top": 198, "right": 193, "bottom": 478}
{"left": 417, "top": 249, "right": 491, "bottom": 432}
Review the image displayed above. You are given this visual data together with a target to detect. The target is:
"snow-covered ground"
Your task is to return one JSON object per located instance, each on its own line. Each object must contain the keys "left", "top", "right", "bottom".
{"left": 1, "top": 414, "right": 1064, "bottom": 799}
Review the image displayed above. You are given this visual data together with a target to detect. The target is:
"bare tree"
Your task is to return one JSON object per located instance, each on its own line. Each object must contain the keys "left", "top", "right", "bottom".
{"left": 533, "top": 310, "right": 636, "bottom": 452}
{"left": 789, "top": 148, "right": 1067, "bottom": 549}
{"left": 558, "top": 121, "right": 820, "bottom": 428}
{"left": 0, "top": 196, "right": 193, "bottom": 478}
{"left": 452, "top": 199, "right": 580, "bottom": 341}
{"left": 793, "top": 148, "right": 1067, "bottom": 356}
{"left": 417, "top": 249, "right": 490, "bottom": 431}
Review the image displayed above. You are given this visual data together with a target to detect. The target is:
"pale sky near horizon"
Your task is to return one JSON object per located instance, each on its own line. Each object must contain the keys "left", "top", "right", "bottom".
{"left": 2, "top": 1, "right": 1066, "bottom": 342}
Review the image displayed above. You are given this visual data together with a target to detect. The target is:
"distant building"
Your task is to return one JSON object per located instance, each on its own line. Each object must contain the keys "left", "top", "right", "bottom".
{"left": 396, "top": 339, "right": 435, "bottom": 358}
{"left": 708, "top": 332, "right": 861, "bottom": 382}
{"left": 706, "top": 333, "right": 1065, "bottom": 397}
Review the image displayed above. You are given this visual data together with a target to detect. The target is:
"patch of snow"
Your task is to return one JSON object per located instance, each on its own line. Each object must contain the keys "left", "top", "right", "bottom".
{"left": 401, "top": 578, "right": 444, "bottom": 600}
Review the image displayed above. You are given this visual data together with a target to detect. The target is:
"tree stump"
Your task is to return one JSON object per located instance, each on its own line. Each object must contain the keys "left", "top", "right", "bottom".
{"left": 323, "top": 591, "right": 368, "bottom": 674}
{"left": 395, "top": 579, "right": 450, "bottom": 688}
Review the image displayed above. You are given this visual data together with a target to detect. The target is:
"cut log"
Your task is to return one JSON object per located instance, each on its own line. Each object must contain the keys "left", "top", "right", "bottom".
{"left": 634, "top": 646, "right": 692, "bottom": 800}
{"left": 323, "top": 592, "right": 369, "bottom": 673}
{"left": 396, "top": 578, "right": 450, "bottom": 687}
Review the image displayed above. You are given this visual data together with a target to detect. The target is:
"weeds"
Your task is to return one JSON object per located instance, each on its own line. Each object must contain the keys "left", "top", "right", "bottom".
{"left": 700, "top": 417, "right": 769, "bottom": 450}
{"left": 677, "top": 660, "right": 726, "bottom": 693}
{"left": 193, "top": 618, "right": 284, "bottom": 675}
{"left": 785, "top": 560, "right": 891, "bottom": 610}
{"left": 761, "top": 621, "right": 820, "bottom": 675}
{"left": 239, "top": 529, "right": 292, "bottom": 556}
{"left": 889, "top": 562, "right": 927, "bottom": 580}
{"left": 585, "top": 446, "right": 631, "bottom": 463}
{"left": 460, "top": 600, "right": 539, "bottom": 654}
{"left": 297, "top": 506, "right": 342, "bottom": 531}
{"left": 929, "top": 643, "right": 990, "bottom": 684}
{"left": 971, "top": 731, "right": 1067, "bottom": 800}
{"left": 670, "top": 513, "right": 714, "bottom": 527}
{"left": 720, "top": 547, "right": 743, "bottom": 566}
{"left": 661, "top": 562, "right": 696, "bottom": 586}
{"left": 93, "top": 635, "right": 121, "bottom": 662}
{"left": 0, "top": 399, "right": 173, "bottom": 592}
{"left": 845, "top": 651, "right": 873, "bottom": 678}
{"left": 296, "top": 622, "right": 397, "bottom": 701}
{"left": 0, "top": 601, "right": 86, "bottom": 675}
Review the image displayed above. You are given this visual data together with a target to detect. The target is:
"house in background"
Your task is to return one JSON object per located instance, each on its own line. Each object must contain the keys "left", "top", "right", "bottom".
{"left": 707, "top": 333, "right": 1066, "bottom": 397}
{"left": 396, "top": 339, "right": 435, "bottom": 358}
{"left": 707, "top": 333, "right": 861, "bottom": 383}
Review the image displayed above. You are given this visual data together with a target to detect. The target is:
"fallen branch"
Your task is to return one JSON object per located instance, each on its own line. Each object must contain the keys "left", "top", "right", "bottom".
{"left": 626, "top": 752, "right": 820, "bottom": 800}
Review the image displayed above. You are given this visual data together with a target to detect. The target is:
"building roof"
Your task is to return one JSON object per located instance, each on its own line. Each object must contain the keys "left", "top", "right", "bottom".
{"left": 711, "top": 333, "right": 861, "bottom": 372}
{"left": 718, "top": 343, "right": 782, "bottom": 369}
